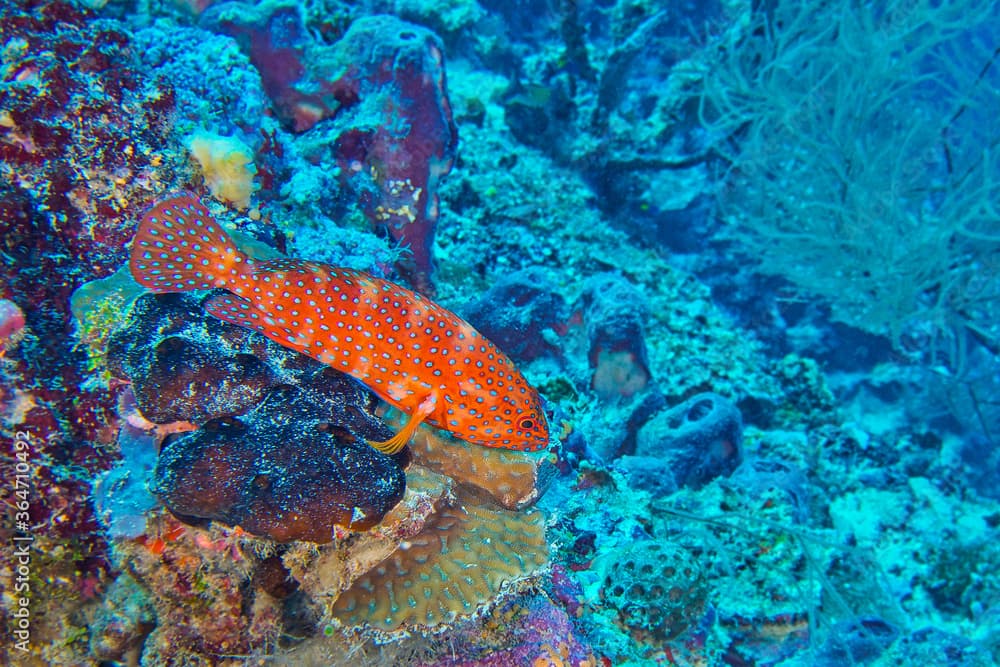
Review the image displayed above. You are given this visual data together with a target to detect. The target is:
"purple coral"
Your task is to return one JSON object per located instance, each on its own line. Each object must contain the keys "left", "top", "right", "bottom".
{"left": 203, "top": 7, "right": 458, "bottom": 295}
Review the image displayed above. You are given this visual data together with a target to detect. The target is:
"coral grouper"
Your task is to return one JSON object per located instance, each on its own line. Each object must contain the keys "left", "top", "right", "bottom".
{"left": 129, "top": 195, "right": 550, "bottom": 454}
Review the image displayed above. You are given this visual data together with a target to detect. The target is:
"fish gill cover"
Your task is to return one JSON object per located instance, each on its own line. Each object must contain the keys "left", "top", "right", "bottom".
{"left": 1, "top": 1, "right": 999, "bottom": 666}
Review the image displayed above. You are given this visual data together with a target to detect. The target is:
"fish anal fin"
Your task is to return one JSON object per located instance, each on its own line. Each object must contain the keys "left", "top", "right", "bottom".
{"left": 369, "top": 394, "right": 437, "bottom": 455}
{"left": 203, "top": 293, "right": 267, "bottom": 332}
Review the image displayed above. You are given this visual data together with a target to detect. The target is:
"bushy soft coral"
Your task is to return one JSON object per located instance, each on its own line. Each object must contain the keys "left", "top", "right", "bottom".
{"left": 695, "top": 0, "right": 1000, "bottom": 366}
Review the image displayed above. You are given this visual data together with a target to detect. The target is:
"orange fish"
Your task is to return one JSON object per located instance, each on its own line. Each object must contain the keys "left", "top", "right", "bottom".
{"left": 129, "top": 195, "right": 549, "bottom": 454}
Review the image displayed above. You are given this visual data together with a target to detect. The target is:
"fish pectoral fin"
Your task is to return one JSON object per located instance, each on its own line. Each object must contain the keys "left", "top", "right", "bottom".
{"left": 368, "top": 394, "right": 436, "bottom": 455}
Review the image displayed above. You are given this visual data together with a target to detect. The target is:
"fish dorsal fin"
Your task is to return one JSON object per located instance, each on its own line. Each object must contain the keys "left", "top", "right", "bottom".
{"left": 369, "top": 394, "right": 437, "bottom": 455}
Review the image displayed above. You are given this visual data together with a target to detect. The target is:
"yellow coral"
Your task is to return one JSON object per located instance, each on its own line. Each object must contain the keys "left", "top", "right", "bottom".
{"left": 330, "top": 488, "right": 549, "bottom": 634}
{"left": 186, "top": 131, "right": 257, "bottom": 209}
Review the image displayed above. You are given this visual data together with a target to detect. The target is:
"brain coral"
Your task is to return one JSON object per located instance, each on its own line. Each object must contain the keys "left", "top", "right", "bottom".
{"left": 331, "top": 490, "right": 549, "bottom": 634}
{"left": 600, "top": 540, "right": 707, "bottom": 640}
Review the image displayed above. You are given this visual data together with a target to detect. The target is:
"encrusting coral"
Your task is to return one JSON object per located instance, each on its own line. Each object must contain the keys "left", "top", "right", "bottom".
{"left": 271, "top": 463, "right": 550, "bottom": 639}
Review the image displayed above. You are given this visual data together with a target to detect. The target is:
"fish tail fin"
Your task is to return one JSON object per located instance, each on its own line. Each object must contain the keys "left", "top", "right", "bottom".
{"left": 129, "top": 195, "right": 251, "bottom": 293}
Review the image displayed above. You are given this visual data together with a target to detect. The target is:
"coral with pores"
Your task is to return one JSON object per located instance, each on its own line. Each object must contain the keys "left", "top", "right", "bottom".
{"left": 598, "top": 540, "right": 708, "bottom": 641}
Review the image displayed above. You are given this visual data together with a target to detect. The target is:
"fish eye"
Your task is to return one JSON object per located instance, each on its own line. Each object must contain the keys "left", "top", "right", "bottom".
{"left": 518, "top": 418, "right": 535, "bottom": 430}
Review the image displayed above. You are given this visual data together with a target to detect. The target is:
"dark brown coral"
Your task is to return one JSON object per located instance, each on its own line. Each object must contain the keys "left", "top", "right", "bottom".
{"left": 107, "top": 293, "right": 407, "bottom": 541}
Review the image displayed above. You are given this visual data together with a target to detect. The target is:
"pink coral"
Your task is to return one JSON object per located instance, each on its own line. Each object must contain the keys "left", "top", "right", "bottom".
{"left": 0, "top": 299, "right": 26, "bottom": 355}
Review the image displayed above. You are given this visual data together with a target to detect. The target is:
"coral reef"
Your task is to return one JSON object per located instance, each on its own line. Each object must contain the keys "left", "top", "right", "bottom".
{"left": 0, "top": 0, "right": 174, "bottom": 445}
{"left": 131, "top": 19, "right": 272, "bottom": 141}
{"left": 87, "top": 573, "right": 156, "bottom": 663}
{"left": 0, "top": 7, "right": 180, "bottom": 638}
{"left": 416, "top": 592, "right": 598, "bottom": 666}
{"left": 5, "top": 0, "right": 999, "bottom": 665}
{"left": 115, "top": 512, "right": 280, "bottom": 663}
{"left": 94, "top": 262, "right": 550, "bottom": 656}
{"left": 199, "top": 0, "right": 336, "bottom": 133}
